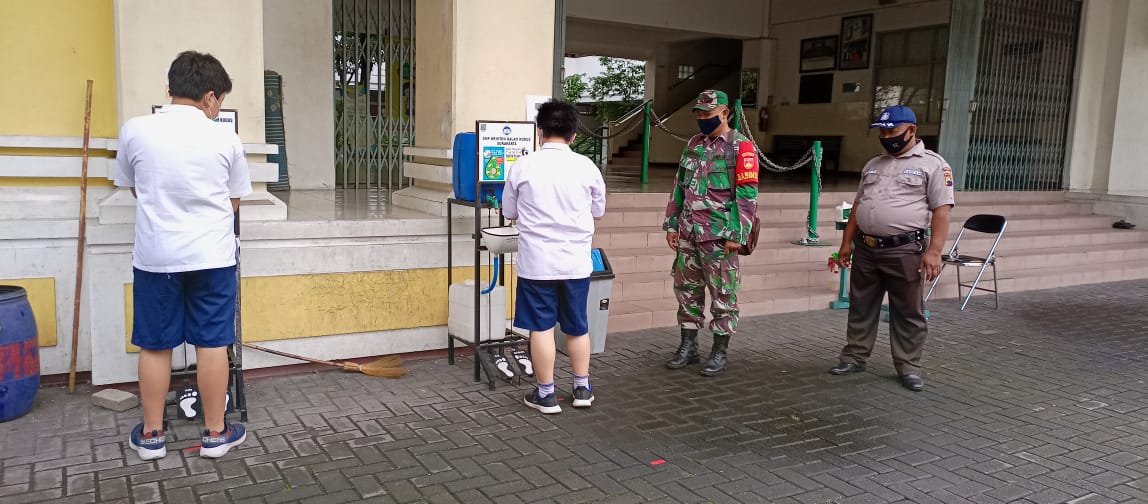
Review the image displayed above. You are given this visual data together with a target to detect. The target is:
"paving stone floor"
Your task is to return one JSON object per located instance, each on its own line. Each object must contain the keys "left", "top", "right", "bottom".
{"left": 3, "top": 280, "right": 1148, "bottom": 503}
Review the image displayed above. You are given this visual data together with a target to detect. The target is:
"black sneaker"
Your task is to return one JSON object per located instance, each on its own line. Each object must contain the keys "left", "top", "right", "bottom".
{"left": 571, "top": 386, "right": 594, "bottom": 408}
{"left": 523, "top": 390, "right": 561, "bottom": 414}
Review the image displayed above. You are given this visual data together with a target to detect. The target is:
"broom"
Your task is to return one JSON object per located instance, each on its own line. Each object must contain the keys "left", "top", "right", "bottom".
{"left": 241, "top": 343, "right": 407, "bottom": 378}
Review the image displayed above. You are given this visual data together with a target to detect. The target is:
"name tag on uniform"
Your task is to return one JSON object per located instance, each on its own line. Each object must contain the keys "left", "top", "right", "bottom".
{"left": 902, "top": 169, "right": 924, "bottom": 176}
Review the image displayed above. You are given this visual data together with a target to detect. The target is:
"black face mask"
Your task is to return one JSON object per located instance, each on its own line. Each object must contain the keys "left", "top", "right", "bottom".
{"left": 698, "top": 115, "right": 723, "bottom": 135}
{"left": 880, "top": 130, "right": 913, "bottom": 154}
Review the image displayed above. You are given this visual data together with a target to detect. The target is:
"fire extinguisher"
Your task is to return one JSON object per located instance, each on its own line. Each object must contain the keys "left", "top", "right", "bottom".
{"left": 758, "top": 107, "right": 769, "bottom": 132}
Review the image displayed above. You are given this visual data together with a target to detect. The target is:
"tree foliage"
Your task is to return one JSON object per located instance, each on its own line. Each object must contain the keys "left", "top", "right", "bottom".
{"left": 562, "top": 57, "right": 646, "bottom": 122}
{"left": 563, "top": 74, "right": 589, "bottom": 104}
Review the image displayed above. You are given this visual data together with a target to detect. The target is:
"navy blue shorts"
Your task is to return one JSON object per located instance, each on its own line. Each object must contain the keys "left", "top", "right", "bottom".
{"left": 132, "top": 266, "right": 237, "bottom": 350}
{"left": 514, "top": 277, "right": 590, "bottom": 335}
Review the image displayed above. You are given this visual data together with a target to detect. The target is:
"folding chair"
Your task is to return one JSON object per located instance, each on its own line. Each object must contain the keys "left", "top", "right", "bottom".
{"left": 925, "top": 214, "right": 1007, "bottom": 311}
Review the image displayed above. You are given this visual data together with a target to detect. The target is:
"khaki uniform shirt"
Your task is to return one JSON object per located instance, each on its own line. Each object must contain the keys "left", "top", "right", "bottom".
{"left": 854, "top": 140, "right": 955, "bottom": 237}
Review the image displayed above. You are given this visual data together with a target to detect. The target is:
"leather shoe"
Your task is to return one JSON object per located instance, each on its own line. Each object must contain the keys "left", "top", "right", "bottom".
{"left": 828, "top": 362, "right": 865, "bottom": 375}
{"left": 900, "top": 374, "right": 924, "bottom": 392}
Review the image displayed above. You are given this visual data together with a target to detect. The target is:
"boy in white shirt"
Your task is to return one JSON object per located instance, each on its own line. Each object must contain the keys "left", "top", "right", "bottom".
{"left": 114, "top": 51, "right": 252, "bottom": 460}
{"left": 501, "top": 100, "right": 607, "bottom": 414}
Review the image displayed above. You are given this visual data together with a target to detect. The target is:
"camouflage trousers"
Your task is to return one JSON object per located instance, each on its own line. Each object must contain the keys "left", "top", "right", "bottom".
{"left": 672, "top": 237, "right": 741, "bottom": 336}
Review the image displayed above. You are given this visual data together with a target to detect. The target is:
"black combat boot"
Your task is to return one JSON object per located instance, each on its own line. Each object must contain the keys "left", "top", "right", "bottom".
{"left": 700, "top": 334, "right": 730, "bottom": 377}
{"left": 665, "top": 327, "right": 700, "bottom": 369}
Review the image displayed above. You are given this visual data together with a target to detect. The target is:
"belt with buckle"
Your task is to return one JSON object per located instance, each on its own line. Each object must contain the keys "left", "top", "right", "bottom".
{"left": 857, "top": 229, "right": 927, "bottom": 249}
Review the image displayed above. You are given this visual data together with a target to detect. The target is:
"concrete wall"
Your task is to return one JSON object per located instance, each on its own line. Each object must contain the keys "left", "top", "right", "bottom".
{"left": 451, "top": 0, "right": 554, "bottom": 134}
{"left": 0, "top": 0, "right": 118, "bottom": 138}
{"left": 763, "top": 0, "right": 951, "bottom": 172}
{"left": 263, "top": 0, "right": 336, "bottom": 189}
{"left": 114, "top": 0, "right": 267, "bottom": 143}
{"left": 414, "top": 0, "right": 454, "bottom": 149}
{"left": 566, "top": 0, "right": 767, "bottom": 39}
{"left": 1103, "top": 0, "right": 1148, "bottom": 196}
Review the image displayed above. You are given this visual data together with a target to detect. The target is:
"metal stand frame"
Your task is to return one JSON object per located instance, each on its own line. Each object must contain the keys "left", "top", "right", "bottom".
{"left": 445, "top": 197, "right": 527, "bottom": 391}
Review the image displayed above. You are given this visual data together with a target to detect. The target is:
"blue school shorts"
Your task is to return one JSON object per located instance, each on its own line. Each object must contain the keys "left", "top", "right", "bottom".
{"left": 514, "top": 277, "right": 591, "bottom": 336}
{"left": 131, "top": 266, "right": 237, "bottom": 350}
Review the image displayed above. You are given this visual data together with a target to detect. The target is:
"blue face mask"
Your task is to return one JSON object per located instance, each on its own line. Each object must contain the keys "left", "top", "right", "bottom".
{"left": 697, "top": 115, "right": 723, "bottom": 135}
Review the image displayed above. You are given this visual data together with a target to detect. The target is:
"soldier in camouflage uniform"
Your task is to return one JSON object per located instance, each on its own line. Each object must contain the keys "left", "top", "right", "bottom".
{"left": 663, "top": 90, "right": 760, "bottom": 377}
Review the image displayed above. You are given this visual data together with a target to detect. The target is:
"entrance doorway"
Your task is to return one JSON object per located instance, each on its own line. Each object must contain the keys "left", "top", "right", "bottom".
{"left": 941, "top": 0, "right": 1082, "bottom": 191}
{"left": 332, "top": 0, "right": 415, "bottom": 190}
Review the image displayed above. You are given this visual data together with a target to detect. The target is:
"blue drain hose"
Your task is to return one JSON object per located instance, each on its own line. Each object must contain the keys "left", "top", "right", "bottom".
{"left": 481, "top": 193, "right": 501, "bottom": 295}
{"left": 482, "top": 257, "right": 499, "bottom": 294}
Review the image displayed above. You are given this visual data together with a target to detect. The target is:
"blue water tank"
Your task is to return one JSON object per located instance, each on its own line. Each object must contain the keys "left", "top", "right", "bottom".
{"left": 452, "top": 132, "right": 504, "bottom": 204}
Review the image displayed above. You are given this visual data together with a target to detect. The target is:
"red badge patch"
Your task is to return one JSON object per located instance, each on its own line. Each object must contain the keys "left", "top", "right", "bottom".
{"left": 735, "top": 140, "right": 759, "bottom": 185}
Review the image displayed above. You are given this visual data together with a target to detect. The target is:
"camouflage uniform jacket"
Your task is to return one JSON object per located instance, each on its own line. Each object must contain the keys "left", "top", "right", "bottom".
{"left": 663, "top": 129, "right": 760, "bottom": 244}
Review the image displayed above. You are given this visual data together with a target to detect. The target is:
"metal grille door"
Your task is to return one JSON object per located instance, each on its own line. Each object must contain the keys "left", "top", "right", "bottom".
{"left": 963, "top": 0, "right": 1081, "bottom": 191}
{"left": 333, "top": 0, "right": 415, "bottom": 190}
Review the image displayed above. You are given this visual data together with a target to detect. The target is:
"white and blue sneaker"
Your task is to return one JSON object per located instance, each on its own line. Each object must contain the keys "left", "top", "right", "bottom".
{"left": 572, "top": 386, "right": 595, "bottom": 408}
{"left": 200, "top": 423, "right": 247, "bottom": 458}
{"left": 129, "top": 423, "right": 167, "bottom": 461}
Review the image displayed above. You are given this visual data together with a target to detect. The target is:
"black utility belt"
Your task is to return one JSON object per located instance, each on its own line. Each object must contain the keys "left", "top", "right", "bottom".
{"left": 857, "top": 229, "right": 927, "bottom": 249}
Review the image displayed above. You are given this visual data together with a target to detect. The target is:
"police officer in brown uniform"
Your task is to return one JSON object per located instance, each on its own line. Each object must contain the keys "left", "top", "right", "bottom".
{"left": 830, "top": 105, "right": 954, "bottom": 392}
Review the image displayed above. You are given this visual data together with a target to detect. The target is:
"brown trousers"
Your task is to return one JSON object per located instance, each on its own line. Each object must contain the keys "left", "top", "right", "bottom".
{"left": 839, "top": 239, "right": 928, "bottom": 376}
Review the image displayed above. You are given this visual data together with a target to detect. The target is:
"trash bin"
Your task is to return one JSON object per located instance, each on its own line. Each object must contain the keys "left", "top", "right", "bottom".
{"left": 556, "top": 248, "right": 614, "bottom": 355}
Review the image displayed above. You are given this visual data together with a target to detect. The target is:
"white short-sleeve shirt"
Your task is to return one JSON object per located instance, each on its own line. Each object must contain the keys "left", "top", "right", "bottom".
{"left": 113, "top": 104, "right": 253, "bottom": 273}
{"left": 501, "top": 142, "right": 607, "bottom": 280}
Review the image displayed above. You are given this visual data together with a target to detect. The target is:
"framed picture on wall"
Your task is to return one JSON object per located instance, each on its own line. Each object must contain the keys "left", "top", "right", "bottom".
{"left": 839, "top": 14, "right": 873, "bottom": 70}
{"left": 800, "top": 35, "right": 839, "bottom": 73}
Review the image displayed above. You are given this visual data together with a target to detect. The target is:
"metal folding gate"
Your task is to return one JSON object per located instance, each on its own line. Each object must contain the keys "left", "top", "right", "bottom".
{"left": 941, "top": 0, "right": 1081, "bottom": 191}
{"left": 333, "top": 0, "right": 415, "bottom": 190}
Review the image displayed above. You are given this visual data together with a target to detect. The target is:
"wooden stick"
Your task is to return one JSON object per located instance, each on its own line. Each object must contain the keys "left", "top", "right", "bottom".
{"left": 68, "top": 80, "right": 93, "bottom": 393}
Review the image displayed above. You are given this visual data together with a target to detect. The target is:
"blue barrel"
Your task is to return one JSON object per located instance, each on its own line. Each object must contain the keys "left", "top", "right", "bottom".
{"left": 0, "top": 286, "right": 39, "bottom": 422}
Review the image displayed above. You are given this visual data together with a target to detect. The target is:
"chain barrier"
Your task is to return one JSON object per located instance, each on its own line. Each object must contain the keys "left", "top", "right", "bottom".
{"left": 636, "top": 105, "right": 827, "bottom": 244}
{"left": 574, "top": 110, "right": 647, "bottom": 141}
{"left": 733, "top": 108, "right": 823, "bottom": 244}
{"left": 648, "top": 110, "right": 699, "bottom": 143}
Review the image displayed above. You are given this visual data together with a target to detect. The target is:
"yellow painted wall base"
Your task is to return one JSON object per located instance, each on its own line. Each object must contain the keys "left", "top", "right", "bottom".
{"left": 125, "top": 266, "right": 516, "bottom": 353}
{"left": 0, "top": 277, "right": 59, "bottom": 347}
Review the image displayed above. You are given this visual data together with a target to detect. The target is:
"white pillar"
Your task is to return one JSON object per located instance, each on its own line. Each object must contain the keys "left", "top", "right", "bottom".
{"left": 393, "top": 0, "right": 556, "bottom": 216}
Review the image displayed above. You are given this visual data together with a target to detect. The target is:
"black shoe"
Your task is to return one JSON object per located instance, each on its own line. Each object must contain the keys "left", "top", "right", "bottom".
{"left": 829, "top": 362, "right": 865, "bottom": 375}
{"left": 523, "top": 390, "right": 561, "bottom": 414}
{"left": 571, "top": 386, "right": 594, "bottom": 408}
{"left": 700, "top": 334, "right": 729, "bottom": 377}
{"left": 901, "top": 374, "right": 925, "bottom": 392}
{"left": 666, "top": 327, "right": 700, "bottom": 369}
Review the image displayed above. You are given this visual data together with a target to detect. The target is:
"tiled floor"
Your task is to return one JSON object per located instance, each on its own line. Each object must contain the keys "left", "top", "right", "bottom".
{"left": 4, "top": 280, "right": 1148, "bottom": 503}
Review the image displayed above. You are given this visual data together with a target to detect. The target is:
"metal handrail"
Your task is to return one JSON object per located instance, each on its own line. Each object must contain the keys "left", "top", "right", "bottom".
{"left": 607, "top": 99, "right": 652, "bottom": 127}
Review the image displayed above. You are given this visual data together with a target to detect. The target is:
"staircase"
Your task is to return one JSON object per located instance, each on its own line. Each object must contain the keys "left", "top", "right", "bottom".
{"left": 598, "top": 191, "right": 1148, "bottom": 332}
{"left": 611, "top": 134, "right": 645, "bottom": 164}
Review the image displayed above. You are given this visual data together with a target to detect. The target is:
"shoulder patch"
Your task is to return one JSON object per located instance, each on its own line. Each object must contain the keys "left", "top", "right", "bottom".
{"left": 735, "top": 140, "right": 759, "bottom": 186}
{"left": 942, "top": 166, "right": 954, "bottom": 187}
